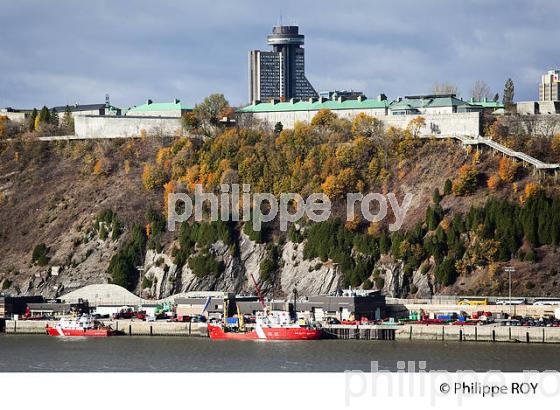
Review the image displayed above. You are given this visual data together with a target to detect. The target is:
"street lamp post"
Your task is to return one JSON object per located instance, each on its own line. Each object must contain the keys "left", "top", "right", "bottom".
{"left": 504, "top": 267, "right": 516, "bottom": 317}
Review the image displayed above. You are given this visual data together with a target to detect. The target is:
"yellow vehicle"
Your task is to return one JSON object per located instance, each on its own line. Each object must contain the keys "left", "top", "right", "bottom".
{"left": 457, "top": 298, "right": 488, "bottom": 306}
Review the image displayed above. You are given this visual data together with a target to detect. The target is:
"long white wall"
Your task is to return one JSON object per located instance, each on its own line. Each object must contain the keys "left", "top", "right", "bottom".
{"left": 74, "top": 115, "right": 183, "bottom": 139}
{"left": 249, "top": 110, "right": 481, "bottom": 136}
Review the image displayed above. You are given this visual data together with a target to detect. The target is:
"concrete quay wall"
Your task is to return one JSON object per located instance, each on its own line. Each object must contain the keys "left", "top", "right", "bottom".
{"left": 112, "top": 320, "right": 208, "bottom": 337}
{"left": 395, "top": 324, "right": 560, "bottom": 343}
{"left": 3, "top": 320, "right": 208, "bottom": 337}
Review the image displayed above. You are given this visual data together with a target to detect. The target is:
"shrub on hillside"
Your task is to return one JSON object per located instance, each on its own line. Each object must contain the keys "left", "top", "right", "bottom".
{"left": 452, "top": 164, "right": 479, "bottom": 196}
{"left": 31, "top": 243, "right": 49, "bottom": 266}
{"left": 188, "top": 253, "right": 224, "bottom": 278}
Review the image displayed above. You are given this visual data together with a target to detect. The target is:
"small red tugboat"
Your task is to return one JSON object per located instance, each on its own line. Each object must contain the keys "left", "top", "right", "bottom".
{"left": 208, "top": 274, "right": 323, "bottom": 341}
{"left": 47, "top": 315, "right": 116, "bottom": 337}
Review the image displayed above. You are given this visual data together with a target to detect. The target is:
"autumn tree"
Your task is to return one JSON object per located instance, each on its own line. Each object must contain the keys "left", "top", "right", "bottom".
{"left": 498, "top": 157, "right": 519, "bottom": 183}
{"left": 351, "top": 113, "right": 384, "bottom": 138}
{"left": 193, "top": 94, "right": 230, "bottom": 135}
{"left": 407, "top": 116, "right": 426, "bottom": 138}
{"left": 37, "top": 106, "right": 51, "bottom": 130}
{"left": 163, "top": 180, "right": 176, "bottom": 214}
{"left": 452, "top": 164, "right": 479, "bottom": 196}
{"left": 0, "top": 116, "right": 9, "bottom": 139}
{"left": 182, "top": 111, "right": 199, "bottom": 132}
{"left": 142, "top": 164, "right": 166, "bottom": 190}
{"left": 311, "top": 109, "right": 338, "bottom": 129}
{"left": 487, "top": 174, "right": 501, "bottom": 191}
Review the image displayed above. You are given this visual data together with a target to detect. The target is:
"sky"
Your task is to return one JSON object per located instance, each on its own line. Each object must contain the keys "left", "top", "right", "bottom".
{"left": 1, "top": 0, "right": 559, "bottom": 109}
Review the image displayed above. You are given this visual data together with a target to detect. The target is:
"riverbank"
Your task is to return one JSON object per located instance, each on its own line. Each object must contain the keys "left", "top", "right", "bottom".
{"left": 4, "top": 320, "right": 560, "bottom": 343}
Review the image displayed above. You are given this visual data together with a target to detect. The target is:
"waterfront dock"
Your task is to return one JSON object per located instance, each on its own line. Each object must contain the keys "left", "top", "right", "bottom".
{"left": 3, "top": 320, "right": 209, "bottom": 337}
{"left": 4, "top": 319, "right": 560, "bottom": 343}
{"left": 395, "top": 323, "right": 560, "bottom": 343}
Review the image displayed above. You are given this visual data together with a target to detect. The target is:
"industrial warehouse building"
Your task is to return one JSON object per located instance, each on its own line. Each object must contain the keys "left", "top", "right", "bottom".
{"left": 174, "top": 290, "right": 386, "bottom": 321}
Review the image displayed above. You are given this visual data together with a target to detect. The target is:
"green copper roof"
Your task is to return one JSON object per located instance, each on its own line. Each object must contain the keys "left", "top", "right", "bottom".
{"left": 128, "top": 101, "right": 192, "bottom": 113}
{"left": 238, "top": 98, "right": 390, "bottom": 113}
{"left": 468, "top": 98, "right": 504, "bottom": 109}
{"left": 239, "top": 95, "right": 500, "bottom": 114}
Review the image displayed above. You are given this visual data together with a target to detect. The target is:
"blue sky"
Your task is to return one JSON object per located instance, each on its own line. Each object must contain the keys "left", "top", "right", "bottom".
{"left": 1, "top": 0, "right": 559, "bottom": 109}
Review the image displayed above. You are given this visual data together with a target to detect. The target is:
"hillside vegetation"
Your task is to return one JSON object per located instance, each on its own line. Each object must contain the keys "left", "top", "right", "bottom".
{"left": 1, "top": 109, "right": 560, "bottom": 298}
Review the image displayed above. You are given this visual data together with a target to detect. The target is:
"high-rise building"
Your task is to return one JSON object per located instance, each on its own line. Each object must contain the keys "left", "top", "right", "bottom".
{"left": 249, "top": 25, "right": 317, "bottom": 103}
{"left": 539, "top": 69, "right": 560, "bottom": 101}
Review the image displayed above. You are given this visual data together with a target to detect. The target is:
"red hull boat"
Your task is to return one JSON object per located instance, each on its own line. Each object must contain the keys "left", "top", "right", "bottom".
{"left": 208, "top": 273, "right": 323, "bottom": 341}
{"left": 47, "top": 327, "right": 115, "bottom": 337}
{"left": 46, "top": 315, "right": 115, "bottom": 337}
{"left": 208, "top": 323, "right": 322, "bottom": 340}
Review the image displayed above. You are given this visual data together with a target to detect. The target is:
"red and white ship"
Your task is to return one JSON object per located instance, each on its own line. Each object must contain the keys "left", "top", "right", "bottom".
{"left": 208, "top": 310, "right": 323, "bottom": 340}
{"left": 208, "top": 273, "right": 323, "bottom": 341}
{"left": 47, "top": 315, "right": 116, "bottom": 337}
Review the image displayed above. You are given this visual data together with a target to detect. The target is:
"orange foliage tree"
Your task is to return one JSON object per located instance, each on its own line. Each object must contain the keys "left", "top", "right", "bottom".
{"left": 142, "top": 164, "right": 166, "bottom": 190}
{"left": 498, "top": 157, "right": 519, "bottom": 183}
{"left": 486, "top": 174, "right": 501, "bottom": 192}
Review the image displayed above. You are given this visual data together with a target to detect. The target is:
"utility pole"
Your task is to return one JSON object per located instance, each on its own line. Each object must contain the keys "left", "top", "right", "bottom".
{"left": 136, "top": 266, "right": 145, "bottom": 310}
{"left": 505, "top": 266, "right": 516, "bottom": 317}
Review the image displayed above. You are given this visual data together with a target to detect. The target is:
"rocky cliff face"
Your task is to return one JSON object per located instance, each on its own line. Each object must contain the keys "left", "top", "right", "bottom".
{"left": 376, "top": 257, "right": 434, "bottom": 299}
{"left": 141, "top": 232, "right": 344, "bottom": 298}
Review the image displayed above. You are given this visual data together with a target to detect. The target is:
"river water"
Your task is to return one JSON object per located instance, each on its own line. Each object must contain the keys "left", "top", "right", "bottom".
{"left": 1, "top": 334, "right": 559, "bottom": 372}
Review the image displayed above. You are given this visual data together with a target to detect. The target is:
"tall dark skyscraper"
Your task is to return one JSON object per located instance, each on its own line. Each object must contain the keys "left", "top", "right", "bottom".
{"left": 249, "top": 26, "right": 318, "bottom": 103}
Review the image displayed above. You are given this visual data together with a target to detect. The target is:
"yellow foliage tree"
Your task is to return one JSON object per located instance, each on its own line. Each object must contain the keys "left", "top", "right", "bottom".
{"left": 321, "top": 175, "right": 341, "bottom": 199}
{"left": 163, "top": 180, "right": 176, "bottom": 214}
{"left": 345, "top": 215, "right": 361, "bottom": 232}
{"left": 92, "top": 157, "right": 110, "bottom": 176}
{"left": 0, "top": 116, "right": 8, "bottom": 138}
{"left": 367, "top": 222, "right": 381, "bottom": 236}
{"left": 142, "top": 164, "right": 166, "bottom": 190}
{"left": 351, "top": 113, "right": 383, "bottom": 138}
{"left": 498, "top": 157, "right": 519, "bottom": 183}
{"left": 452, "top": 164, "right": 479, "bottom": 196}
{"left": 407, "top": 116, "right": 426, "bottom": 138}
{"left": 310, "top": 109, "right": 338, "bottom": 129}
{"left": 520, "top": 182, "right": 541, "bottom": 204}
{"left": 487, "top": 174, "right": 501, "bottom": 191}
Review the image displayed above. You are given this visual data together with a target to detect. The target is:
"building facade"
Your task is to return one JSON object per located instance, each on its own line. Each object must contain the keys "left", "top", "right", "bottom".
{"left": 539, "top": 69, "right": 560, "bottom": 101}
{"left": 238, "top": 95, "right": 482, "bottom": 136}
{"left": 249, "top": 25, "right": 317, "bottom": 103}
{"left": 126, "top": 99, "right": 191, "bottom": 118}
